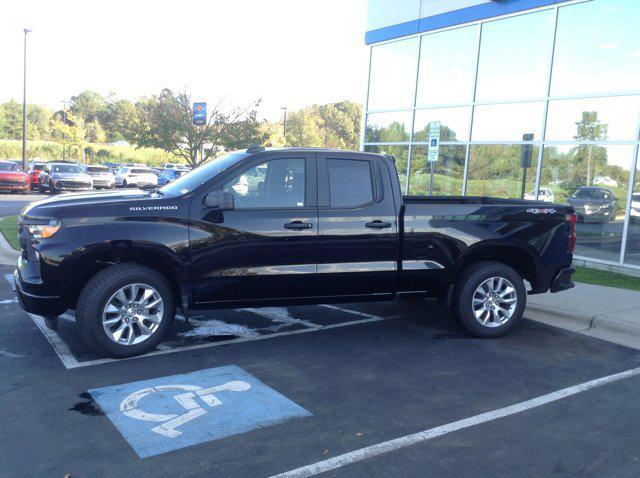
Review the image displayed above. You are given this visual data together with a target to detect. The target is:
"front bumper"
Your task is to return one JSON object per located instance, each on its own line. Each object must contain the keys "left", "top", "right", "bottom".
{"left": 550, "top": 266, "right": 575, "bottom": 293}
{"left": 0, "top": 183, "right": 29, "bottom": 192}
{"left": 13, "top": 256, "right": 67, "bottom": 317}
{"left": 53, "top": 182, "right": 93, "bottom": 191}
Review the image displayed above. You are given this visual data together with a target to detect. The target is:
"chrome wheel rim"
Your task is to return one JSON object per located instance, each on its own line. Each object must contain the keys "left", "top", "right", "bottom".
{"left": 472, "top": 277, "right": 517, "bottom": 328}
{"left": 102, "top": 283, "right": 164, "bottom": 346}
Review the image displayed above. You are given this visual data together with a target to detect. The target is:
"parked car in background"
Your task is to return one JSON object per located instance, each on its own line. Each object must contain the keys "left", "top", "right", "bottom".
{"left": 84, "top": 165, "right": 115, "bottom": 189}
{"left": 566, "top": 186, "right": 619, "bottom": 223}
{"left": 157, "top": 168, "right": 188, "bottom": 186}
{"left": 162, "top": 163, "right": 189, "bottom": 171}
{"left": 115, "top": 166, "right": 158, "bottom": 188}
{"left": 593, "top": 176, "right": 618, "bottom": 188}
{"left": 103, "top": 162, "right": 122, "bottom": 174}
{"left": 0, "top": 161, "right": 30, "bottom": 194}
{"left": 38, "top": 163, "right": 93, "bottom": 194}
{"left": 524, "top": 187, "right": 555, "bottom": 203}
{"left": 28, "top": 163, "right": 47, "bottom": 190}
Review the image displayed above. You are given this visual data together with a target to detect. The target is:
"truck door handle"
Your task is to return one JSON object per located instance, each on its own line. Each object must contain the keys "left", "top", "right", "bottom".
{"left": 366, "top": 220, "right": 392, "bottom": 229}
{"left": 284, "top": 221, "right": 313, "bottom": 230}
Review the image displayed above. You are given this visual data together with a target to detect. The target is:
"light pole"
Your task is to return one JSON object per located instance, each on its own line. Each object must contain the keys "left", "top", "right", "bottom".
{"left": 281, "top": 106, "right": 287, "bottom": 143}
{"left": 21, "top": 28, "right": 31, "bottom": 171}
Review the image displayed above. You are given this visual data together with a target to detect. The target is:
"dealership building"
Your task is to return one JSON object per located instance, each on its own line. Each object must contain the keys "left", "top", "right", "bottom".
{"left": 362, "top": 0, "right": 640, "bottom": 272}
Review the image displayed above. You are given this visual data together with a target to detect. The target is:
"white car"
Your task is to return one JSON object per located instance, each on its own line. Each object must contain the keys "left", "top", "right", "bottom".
{"left": 593, "top": 176, "right": 618, "bottom": 188}
{"left": 84, "top": 165, "right": 115, "bottom": 189}
{"left": 115, "top": 167, "right": 158, "bottom": 188}
{"left": 524, "top": 187, "right": 555, "bottom": 203}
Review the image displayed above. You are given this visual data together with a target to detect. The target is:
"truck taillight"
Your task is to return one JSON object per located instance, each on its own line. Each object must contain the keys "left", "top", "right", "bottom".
{"left": 566, "top": 213, "right": 577, "bottom": 254}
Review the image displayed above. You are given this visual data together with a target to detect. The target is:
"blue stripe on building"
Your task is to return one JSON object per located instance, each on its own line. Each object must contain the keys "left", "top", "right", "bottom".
{"left": 365, "top": 0, "right": 572, "bottom": 44}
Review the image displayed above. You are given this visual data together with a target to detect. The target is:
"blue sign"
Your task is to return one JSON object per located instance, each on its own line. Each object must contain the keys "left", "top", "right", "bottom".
{"left": 90, "top": 365, "right": 311, "bottom": 458}
{"left": 193, "top": 102, "right": 207, "bottom": 125}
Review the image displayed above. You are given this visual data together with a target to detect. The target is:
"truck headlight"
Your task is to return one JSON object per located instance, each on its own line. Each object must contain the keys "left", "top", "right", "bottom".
{"left": 27, "top": 219, "right": 61, "bottom": 239}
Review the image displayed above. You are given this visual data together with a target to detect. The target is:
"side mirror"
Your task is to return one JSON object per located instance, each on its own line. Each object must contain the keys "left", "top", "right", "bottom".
{"left": 204, "top": 191, "right": 234, "bottom": 210}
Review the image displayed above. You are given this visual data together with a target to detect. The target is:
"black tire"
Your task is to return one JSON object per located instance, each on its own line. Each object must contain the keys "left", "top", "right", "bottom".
{"left": 38, "top": 183, "right": 45, "bottom": 194}
{"left": 122, "top": 179, "right": 127, "bottom": 187}
{"left": 76, "top": 263, "right": 175, "bottom": 357}
{"left": 49, "top": 182, "right": 56, "bottom": 194}
{"left": 451, "top": 261, "right": 526, "bottom": 338}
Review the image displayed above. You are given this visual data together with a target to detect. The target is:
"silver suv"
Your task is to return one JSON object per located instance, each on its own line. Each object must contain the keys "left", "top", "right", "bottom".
{"left": 39, "top": 163, "right": 93, "bottom": 194}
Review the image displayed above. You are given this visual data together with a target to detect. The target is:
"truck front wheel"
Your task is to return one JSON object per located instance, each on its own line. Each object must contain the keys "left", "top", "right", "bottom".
{"left": 452, "top": 261, "right": 526, "bottom": 338}
{"left": 75, "top": 263, "right": 175, "bottom": 357}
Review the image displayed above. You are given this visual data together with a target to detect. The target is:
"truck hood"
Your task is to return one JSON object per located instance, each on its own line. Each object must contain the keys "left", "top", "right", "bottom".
{"left": 20, "top": 189, "right": 177, "bottom": 219}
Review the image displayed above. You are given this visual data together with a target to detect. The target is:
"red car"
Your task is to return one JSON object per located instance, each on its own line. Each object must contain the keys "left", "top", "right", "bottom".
{"left": 28, "top": 163, "right": 47, "bottom": 190}
{"left": 0, "top": 161, "right": 30, "bottom": 194}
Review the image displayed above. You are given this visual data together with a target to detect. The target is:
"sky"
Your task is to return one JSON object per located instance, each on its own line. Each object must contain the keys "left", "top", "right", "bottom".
{"left": 0, "top": 0, "right": 368, "bottom": 121}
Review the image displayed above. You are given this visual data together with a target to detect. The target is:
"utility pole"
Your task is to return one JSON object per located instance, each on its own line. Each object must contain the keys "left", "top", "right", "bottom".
{"left": 281, "top": 106, "right": 287, "bottom": 143}
{"left": 21, "top": 28, "right": 31, "bottom": 171}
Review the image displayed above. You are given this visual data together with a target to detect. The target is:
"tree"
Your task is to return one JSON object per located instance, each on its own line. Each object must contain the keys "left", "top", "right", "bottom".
{"left": 128, "top": 88, "right": 261, "bottom": 167}
{"left": 284, "top": 101, "right": 362, "bottom": 149}
{"left": 100, "top": 99, "right": 137, "bottom": 142}
{"left": 574, "top": 111, "right": 608, "bottom": 186}
{"left": 71, "top": 90, "right": 107, "bottom": 123}
{"left": 0, "top": 100, "right": 23, "bottom": 139}
{"left": 51, "top": 111, "right": 85, "bottom": 161}
{"left": 85, "top": 120, "right": 107, "bottom": 143}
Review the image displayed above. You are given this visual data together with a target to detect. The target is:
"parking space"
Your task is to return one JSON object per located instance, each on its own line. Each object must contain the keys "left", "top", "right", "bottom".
{"left": 2, "top": 263, "right": 640, "bottom": 476}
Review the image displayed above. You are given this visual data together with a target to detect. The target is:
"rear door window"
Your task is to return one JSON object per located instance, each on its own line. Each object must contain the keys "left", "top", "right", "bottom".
{"left": 327, "top": 159, "right": 374, "bottom": 208}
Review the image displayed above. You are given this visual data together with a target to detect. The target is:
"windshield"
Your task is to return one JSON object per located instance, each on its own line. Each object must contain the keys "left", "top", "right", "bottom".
{"left": 33, "top": 164, "right": 45, "bottom": 171}
{"left": 572, "top": 188, "right": 604, "bottom": 200}
{"left": 52, "top": 164, "right": 84, "bottom": 174}
{"left": 0, "top": 163, "right": 17, "bottom": 171}
{"left": 87, "top": 166, "right": 109, "bottom": 173}
{"left": 131, "top": 168, "right": 151, "bottom": 174}
{"left": 160, "top": 152, "right": 249, "bottom": 195}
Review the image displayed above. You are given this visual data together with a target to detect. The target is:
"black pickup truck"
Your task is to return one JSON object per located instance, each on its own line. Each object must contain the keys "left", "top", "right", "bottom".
{"left": 14, "top": 147, "right": 576, "bottom": 357}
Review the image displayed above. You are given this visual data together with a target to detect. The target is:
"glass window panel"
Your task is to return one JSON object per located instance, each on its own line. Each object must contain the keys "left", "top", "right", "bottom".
{"left": 546, "top": 96, "right": 640, "bottom": 141}
{"left": 365, "top": 111, "right": 413, "bottom": 142}
{"left": 466, "top": 144, "right": 538, "bottom": 198}
{"left": 625, "top": 158, "right": 640, "bottom": 267}
{"left": 408, "top": 145, "right": 466, "bottom": 196}
{"left": 413, "top": 107, "right": 471, "bottom": 142}
{"left": 552, "top": 0, "right": 640, "bottom": 96}
{"left": 327, "top": 159, "right": 374, "bottom": 207}
{"left": 472, "top": 102, "right": 544, "bottom": 141}
{"left": 540, "top": 145, "right": 634, "bottom": 263}
{"left": 223, "top": 158, "right": 305, "bottom": 209}
{"left": 364, "top": 145, "right": 409, "bottom": 192}
{"left": 475, "top": 9, "right": 555, "bottom": 101}
{"left": 416, "top": 25, "right": 477, "bottom": 106}
{"left": 368, "top": 38, "right": 419, "bottom": 110}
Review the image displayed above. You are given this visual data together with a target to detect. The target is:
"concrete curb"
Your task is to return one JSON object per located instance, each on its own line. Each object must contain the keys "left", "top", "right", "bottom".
{"left": 0, "top": 217, "right": 19, "bottom": 266}
{"left": 525, "top": 283, "right": 640, "bottom": 350}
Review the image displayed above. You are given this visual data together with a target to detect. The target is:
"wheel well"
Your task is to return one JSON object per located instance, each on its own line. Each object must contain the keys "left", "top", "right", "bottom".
{"left": 456, "top": 246, "right": 537, "bottom": 289}
{"left": 66, "top": 248, "right": 182, "bottom": 310}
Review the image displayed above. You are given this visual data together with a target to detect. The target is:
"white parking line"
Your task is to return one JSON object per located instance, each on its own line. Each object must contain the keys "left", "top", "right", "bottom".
{"left": 270, "top": 366, "right": 640, "bottom": 478}
{"left": 28, "top": 313, "right": 79, "bottom": 369}
{"left": 25, "top": 306, "right": 391, "bottom": 369}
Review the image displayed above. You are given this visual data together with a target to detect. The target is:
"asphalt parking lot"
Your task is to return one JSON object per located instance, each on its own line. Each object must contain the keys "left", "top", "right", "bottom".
{"left": 2, "top": 264, "right": 640, "bottom": 477}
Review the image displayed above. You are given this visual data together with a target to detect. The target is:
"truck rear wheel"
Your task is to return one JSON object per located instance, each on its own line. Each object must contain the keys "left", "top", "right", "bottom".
{"left": 451, "top": 261, "right": 525, "bottom": 338}
{"left": 75, "top": 263, "right": 175, "bottom": 357}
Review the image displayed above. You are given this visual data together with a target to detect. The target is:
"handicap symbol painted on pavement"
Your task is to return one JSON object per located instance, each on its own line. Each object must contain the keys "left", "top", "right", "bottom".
{"left": 90, "top": 365, "right": 311, "bottom": 458}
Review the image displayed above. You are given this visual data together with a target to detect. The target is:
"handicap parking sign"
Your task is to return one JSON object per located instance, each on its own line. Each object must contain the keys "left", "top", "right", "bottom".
{"left": 90, "top": 365, "right": 311, "bottom": 457}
